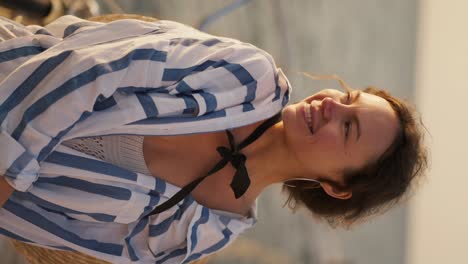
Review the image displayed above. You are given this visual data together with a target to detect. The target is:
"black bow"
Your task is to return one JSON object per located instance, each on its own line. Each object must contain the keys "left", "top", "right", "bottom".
{"left": 216, "top": 129, "right": 250, "bottom": 199}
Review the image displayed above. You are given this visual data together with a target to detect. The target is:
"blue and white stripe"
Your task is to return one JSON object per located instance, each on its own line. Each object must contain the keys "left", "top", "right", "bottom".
{"left": 0, "top": 15, "right": 290, "bottom": 263}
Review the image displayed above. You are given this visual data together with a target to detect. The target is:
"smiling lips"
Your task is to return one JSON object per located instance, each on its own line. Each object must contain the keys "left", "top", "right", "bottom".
{"left": 304, "top": 104, "right": 314, "bottom": 134}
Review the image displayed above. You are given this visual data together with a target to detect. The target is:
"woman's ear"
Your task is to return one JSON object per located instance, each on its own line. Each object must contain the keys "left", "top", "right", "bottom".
{"left": 320, "top": 182, "right": 352, "bottom": 200}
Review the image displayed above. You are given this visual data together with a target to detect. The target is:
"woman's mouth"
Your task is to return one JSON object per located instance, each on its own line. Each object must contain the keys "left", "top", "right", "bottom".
{"left": 304, "top": 104, "right": 314, "bottom": 134}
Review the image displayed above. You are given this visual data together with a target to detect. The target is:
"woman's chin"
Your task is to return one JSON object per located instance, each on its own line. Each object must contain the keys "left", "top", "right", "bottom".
{"left": 281, "top": 106, "right": 297, "bottom": 127}
{"left": 282, "top": 105, "right": 309, "bottom": 138}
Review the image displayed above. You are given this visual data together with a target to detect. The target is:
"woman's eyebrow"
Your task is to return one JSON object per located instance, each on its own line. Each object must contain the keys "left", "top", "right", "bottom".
{"left": 353, "top": 90, "right": 362, "bottom": 101}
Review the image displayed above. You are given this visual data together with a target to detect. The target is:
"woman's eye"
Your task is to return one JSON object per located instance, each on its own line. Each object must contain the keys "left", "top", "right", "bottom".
{"left": 344, "top": 121, "right": 351, "bottom": 139}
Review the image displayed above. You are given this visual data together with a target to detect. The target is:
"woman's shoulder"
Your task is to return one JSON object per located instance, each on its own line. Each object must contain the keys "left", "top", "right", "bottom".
{"left": 158, "top": 20, "right": 277, "bottom": 66}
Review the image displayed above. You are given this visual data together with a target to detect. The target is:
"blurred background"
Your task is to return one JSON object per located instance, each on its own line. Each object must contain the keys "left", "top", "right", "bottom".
{"left": 0, "top": 0, "right": 466, "bottom": 263}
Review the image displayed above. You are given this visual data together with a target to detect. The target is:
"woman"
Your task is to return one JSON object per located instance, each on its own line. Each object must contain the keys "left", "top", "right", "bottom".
{"left": 0, "top": 14, "right": 427, "bottom": 263}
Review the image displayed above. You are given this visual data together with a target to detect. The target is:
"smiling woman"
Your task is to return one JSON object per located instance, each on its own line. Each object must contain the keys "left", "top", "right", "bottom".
{"left": 0, "top": 12, "right": 427, "bottom": 264}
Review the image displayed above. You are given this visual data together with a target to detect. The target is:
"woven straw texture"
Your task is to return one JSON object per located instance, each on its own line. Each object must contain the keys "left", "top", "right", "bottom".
{"left": 87, "top": 14, "right": 158, "bottom": 23}
{"left": 10, "top": 239, "right": 110, "bottom": 264}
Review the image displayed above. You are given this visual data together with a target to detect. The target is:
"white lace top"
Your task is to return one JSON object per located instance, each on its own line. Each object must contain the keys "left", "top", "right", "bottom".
{"left": 62, "top": 135, "right": 152, "bottom": 176}
{"left": 62, "top": 135, "right": 251, "bottom": 221}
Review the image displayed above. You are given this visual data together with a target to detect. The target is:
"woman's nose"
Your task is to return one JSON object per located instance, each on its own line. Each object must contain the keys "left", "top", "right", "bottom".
{"left": 321, "top": 97, "right": 347, "bottom": 121}
{"left": 321, "top": 97, "right": 334, "bottom": 121}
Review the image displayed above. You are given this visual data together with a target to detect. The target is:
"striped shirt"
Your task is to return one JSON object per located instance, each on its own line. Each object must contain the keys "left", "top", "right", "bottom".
{"left": 0, "top": 15, "right": 291, "bottom": 263}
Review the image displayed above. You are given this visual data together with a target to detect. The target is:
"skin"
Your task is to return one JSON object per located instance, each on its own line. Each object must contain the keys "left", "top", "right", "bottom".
{"left": 0, "top": 177, "right": 14, "bottom": 208}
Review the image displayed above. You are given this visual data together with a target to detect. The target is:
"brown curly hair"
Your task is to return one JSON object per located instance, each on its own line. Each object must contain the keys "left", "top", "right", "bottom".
{"left": 283, "top": 83, "right": 428, "bottom": 228}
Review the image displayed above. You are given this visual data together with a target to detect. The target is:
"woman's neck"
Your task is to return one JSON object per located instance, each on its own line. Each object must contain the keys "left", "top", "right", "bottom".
{"left": 232, "top": 121, "right": 305, "bottom": 200}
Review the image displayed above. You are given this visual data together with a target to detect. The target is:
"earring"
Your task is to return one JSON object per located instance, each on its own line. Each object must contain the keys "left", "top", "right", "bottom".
{"left": 283, "top": 178, "right": 322, "bottom": 189}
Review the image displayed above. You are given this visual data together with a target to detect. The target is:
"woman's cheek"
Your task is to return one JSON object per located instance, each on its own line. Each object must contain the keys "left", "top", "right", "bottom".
{"left": 315, "top": 126, "right": 341, "bottom": 151}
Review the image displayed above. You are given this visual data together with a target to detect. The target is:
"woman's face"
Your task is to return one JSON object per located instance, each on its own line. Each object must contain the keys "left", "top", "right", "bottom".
{"left": 282, "top": 88, "right": 399, "bottom": 195}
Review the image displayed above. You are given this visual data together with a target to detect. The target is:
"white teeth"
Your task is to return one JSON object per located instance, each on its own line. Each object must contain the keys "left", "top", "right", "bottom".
{"left": 305, "top": 105, "right": 314, "bottom": 133}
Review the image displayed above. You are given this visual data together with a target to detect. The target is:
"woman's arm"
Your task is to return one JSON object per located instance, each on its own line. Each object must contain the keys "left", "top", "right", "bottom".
{"left": 0, "top": 177, "right": 14, "bottom": 208}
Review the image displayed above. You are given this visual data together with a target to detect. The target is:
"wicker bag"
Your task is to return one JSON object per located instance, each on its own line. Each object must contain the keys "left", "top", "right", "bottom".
{"left": 10, "top": 239, "right": 110, "bottom": 264}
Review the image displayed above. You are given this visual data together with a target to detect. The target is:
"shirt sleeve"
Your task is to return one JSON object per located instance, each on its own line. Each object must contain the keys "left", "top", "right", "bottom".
{"left": 1, "top": 193, "right": 255, "bottom": 264}
{"left": 159, "top": 24, "right": 280, "bottom": 116}
{"left": 0, "top": 16, "right": 168, "bottom": 192}
{"left": 95, "top": 21, "right": 290, "bottom": 137}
